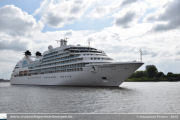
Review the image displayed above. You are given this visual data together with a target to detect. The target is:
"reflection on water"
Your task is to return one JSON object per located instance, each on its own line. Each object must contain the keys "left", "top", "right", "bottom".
{"left": 0, "top": 82, "right": 180, "bottom": 113}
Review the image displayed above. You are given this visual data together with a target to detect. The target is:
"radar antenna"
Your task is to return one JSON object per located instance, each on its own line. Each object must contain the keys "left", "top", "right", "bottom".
{"left": 55, "top": 39, "right": 60, "bottom": 43}
{"left": 139, "top": 49, "right": 142, "bottom": 62}
{"left": 64, "top": 37, "right": 69, "bottom": 40}
{"left": 55, "top": 37, "right": 69, "bottom": 46}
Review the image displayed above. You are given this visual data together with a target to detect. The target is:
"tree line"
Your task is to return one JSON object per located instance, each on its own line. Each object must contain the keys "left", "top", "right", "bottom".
{"left": 129, "top": 66, "right": 180, "bottom": 79}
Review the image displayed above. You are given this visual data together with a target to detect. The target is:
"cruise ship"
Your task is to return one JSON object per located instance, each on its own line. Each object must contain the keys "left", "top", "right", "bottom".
{"left": 10, "top": 38, "right": 143, "bottom": 87}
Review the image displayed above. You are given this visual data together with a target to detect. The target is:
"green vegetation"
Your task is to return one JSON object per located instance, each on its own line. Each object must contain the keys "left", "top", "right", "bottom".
{"left": 147, "top": 66, "right": 158, "bottom": 78}
{"left": 127, "top": 65, "right": 180, "bottom": 82}
{"left": 156, "top": 72, "right": 164, "bottom": 78}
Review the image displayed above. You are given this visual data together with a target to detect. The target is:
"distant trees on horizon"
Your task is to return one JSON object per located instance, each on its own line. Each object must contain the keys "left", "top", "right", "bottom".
{"left": 129, "top": 66, "right": 180, "bottom": 79}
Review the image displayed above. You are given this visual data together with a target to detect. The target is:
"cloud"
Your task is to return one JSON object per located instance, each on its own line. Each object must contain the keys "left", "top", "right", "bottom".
{"left": 121, "top": 0, "right": 138, "bottom": 6}
{"left": 144, "top": 0, "right": 180, "bottom": 32}
{"left": 87, "top": 0, "right": 139, "bottom": 19}
{"left": 64, "top": 31, "right": 73, "bottom": 36}
{"left": 35, "top": 0, "right": 95, "bottom": 28}
{"left": 115, "top": 11, "right": 136, "bottom": 28}
{"left": 122, "top": 47, "right": 139, "bottom": 53}
{"left": 0, "top": 5, "right": 44, "bottom": 37}
{"left": 176, "top": 51, "right": 180, "bottom": 55}
{"left": 87, "top": 5, "right": 120, "bottom": 19}
{"left": 0, "top": 39, "right": 28, "bottom": 51}
{"left": 113, "top": 2, "right": 146, "bottom": 28}
{"left": 175, "top": 58, "right": 180, "bottom": 61}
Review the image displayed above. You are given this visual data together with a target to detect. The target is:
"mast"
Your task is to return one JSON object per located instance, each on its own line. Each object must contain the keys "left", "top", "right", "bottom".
{"left": 55, "top": 37, "right": 69, "bottom": 47}
{"left": 139, "top": 49, "right": 142, "bottom": 62}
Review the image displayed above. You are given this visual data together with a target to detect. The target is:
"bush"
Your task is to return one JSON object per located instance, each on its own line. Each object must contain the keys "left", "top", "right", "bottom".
{"left": 156, "top": 72, "right": 164, "bottom": 78}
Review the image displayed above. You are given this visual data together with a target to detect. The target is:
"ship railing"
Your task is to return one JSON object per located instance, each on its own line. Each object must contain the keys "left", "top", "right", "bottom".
{"left": 44, "top": 54, "right": 56, "bottom": 58}
{"left": 30, "top": 60, "right": 83, "bottom": 70}
{"left": 43, "top": 53, "right": 68, "bottom": 60}
{"left": 69, "top": 49, "right": 103, "bottom": 53}
{"left": 42, "top": 54, "right": 74, "bottom": 62}
{"left": 42, "top": 59, "right": 62, "bottom": 64}
{"left": 42, "top": 55, "right": 79, "bottom": 64}
{"left": 43, "top": 52, "right": 58, "bottom": 57}
{"left": 33, "top": 58, "right": 77, "bottom": 68}
{"left": 43, "top": 52, "right": 69, "bottom": 60}
{"left": 28, "top": 71, "right": 40, "bottom": 73}
{"left": 29, "top": 66, "right": 85, "bottom": 73}
{"left": 42, "top": 65, "right": 85, "bottom": 71}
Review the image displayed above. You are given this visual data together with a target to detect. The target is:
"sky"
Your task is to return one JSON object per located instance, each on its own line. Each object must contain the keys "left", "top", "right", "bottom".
{"left": 0, "top": 0, "right": 180, "bottom": 79}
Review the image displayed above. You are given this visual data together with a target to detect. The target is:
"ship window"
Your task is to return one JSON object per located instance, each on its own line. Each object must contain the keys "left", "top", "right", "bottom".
{"left": 22, "top": 60, "right": 28, "bottom": 65}
{"left": 102, "top": 77, "right": 107, "bottom": 80}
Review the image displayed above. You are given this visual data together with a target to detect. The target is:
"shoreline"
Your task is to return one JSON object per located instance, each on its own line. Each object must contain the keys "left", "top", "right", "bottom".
{"left": 125, "top": 81, "right": 180, "bottom": 82}
{"left": 125, "top": 80, "right": 180, "bottom": 82}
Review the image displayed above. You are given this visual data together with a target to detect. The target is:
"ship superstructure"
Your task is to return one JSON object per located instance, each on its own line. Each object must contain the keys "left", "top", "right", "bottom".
{"left": 11, "top": 38, "right": 143, "bottom": 86}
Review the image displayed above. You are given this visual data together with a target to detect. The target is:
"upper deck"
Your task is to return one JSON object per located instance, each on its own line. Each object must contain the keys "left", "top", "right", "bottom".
{"left": 12, "top": 39, "right": 114, "bottom": 77}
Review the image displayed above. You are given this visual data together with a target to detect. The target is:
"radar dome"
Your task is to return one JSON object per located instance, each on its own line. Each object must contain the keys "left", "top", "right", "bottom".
{"left": 48, "top": 45, "right": 53, "bottom": 50}
{"left": 77, "top": 44, "right": 81, "bottom": 46}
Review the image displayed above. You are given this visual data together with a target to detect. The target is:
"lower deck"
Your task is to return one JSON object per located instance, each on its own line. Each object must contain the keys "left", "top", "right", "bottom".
{"left": 11, "top": 62, "right": 143, "bottom": 87}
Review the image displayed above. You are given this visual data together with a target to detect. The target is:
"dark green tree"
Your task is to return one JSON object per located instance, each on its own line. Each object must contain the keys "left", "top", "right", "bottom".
{"left": 135, "top": 71, "right": 144, "bottom": 78}
{"left": 156, "top": 72, "right": 164, "bottom": 78}
{"left": 167, "top": 72, "right": 173, "bottom": 76}
{"left": 143, "top": 71, "right": 147, "bottom": 77}
{"left": 163, "top": 75, "right": 167, "bottom": 78}
{"left": 167, "top": 72, "right": 173, "bottom": 78}
{"left": 129, "top": 73, "right": 136, "bottom": 78}
{"left": 173, "top": 74, "right": 178, "bottom": 77}
{"left": 147, "top": 66, "right": 158, "bottom": 78}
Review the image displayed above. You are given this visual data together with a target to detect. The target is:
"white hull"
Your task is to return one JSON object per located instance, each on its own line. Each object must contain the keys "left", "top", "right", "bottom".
{"left": 11, "top": 62, "right": 143, "bottom": 87}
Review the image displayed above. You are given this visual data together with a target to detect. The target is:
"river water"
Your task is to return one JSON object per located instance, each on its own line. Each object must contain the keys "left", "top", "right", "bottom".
{"left": 0, "top": 82, "right": 180, "bottom": 113}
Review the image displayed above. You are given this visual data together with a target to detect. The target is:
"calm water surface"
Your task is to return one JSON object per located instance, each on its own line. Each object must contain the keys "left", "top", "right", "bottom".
{"left": 0, "top": 82, "right": 180, "bottom": 113}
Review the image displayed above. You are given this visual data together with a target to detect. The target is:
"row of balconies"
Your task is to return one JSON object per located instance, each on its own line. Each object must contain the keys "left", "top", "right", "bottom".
{"left": 28, "top": 65, "right": 85, "bottom": 73}
{"left": 31, "top": 57, "right": 81, "bottom": 69}
{"left": 33, "top": 59, "right": 82, "bottom": 69}
{"left": 43, "top": 50, "right": 69, "bottom": 58}
{"left": 43, "top": 53, "right": 69, "bottom": 61}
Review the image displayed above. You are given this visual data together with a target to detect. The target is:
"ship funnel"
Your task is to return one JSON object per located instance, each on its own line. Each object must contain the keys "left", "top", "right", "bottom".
{"left": 24, "top": 50, "right": 31, "bottom": 56}
{"left": 35, "top": 51, "right": 42, "bottom": 56}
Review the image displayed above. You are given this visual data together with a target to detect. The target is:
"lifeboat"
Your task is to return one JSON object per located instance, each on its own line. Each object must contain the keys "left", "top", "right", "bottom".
{"left": 19, "top": 71, "right": 23, "bottom": 74}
